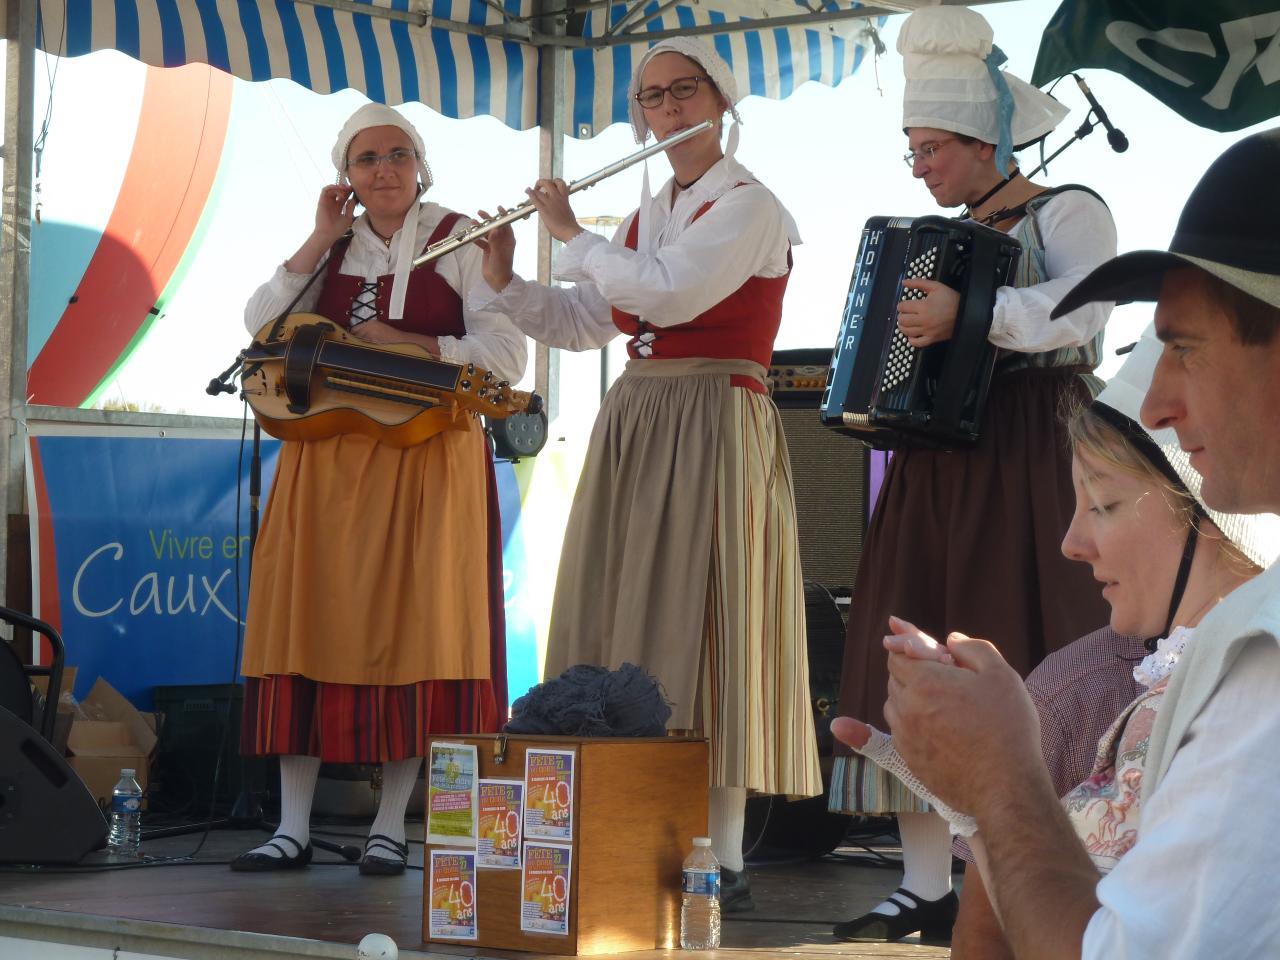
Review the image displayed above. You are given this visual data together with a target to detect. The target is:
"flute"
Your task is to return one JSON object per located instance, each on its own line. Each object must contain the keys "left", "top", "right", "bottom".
{"left": 412, "top": 119, "right": 713, "bottom": 268}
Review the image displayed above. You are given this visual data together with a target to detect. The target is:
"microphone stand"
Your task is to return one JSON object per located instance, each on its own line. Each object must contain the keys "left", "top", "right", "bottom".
{"left": 143, "top": 357, "right": 359, "bottom": 862}
{"left": 1024, "top": 115, "right": 1101, "bottom": 180}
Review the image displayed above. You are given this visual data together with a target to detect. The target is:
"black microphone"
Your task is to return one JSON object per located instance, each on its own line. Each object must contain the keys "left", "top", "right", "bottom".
{"left": 1073, "top": 74, "right": 1128, "bottom": 153}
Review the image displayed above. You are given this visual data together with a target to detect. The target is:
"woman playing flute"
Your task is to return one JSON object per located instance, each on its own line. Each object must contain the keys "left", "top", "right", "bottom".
{"left": 472, "top": 37, "right": 821, "bottom": 912}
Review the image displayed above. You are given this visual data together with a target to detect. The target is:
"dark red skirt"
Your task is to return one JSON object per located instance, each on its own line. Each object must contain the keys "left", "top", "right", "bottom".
{"left": 240, "top": 675, "right": 500, "bottom": 763}
{"left": 834, "top": 369, "right": 1111, "bottom": 736}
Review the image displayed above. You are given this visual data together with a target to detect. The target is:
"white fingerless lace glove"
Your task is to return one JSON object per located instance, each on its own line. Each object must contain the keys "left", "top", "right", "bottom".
{"left": 856, "top": 726, "right": 979, "bottom": 837}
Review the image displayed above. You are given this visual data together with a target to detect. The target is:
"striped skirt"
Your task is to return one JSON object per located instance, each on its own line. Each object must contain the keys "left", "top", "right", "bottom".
{"left": 240, "top": 675, "right": 500, "bottom": 763}
{"left": 543, "top": 358, "right": 822, "bottom": 797}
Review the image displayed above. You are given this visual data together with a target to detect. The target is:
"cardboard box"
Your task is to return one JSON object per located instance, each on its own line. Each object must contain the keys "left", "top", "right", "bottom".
{"left": 31, "top": 666, "right": 77, "bottom": 755}
{"left": 65, "top": 678, "right": 158, "bottom": 808}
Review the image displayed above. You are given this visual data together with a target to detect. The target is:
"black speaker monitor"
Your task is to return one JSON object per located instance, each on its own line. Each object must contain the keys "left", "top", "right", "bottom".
{"left": 0, "top": 704, "right": 107, "bottom": 863}
{"left": 769, "top": 348, "right": 869, "bottom": 593}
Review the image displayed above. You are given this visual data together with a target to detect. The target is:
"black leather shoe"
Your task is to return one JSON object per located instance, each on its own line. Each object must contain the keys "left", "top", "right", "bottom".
{"left": 359, "top": 834, "right": 410, "bottom": 876}
{"left": 720, "top": 866, "right": 756, "bottom": 913}
{"left": 230, "top": 835, "right": 313, "bottom": 872}
{"left": 833, "top": 887, "right": 958, "bottom": 944}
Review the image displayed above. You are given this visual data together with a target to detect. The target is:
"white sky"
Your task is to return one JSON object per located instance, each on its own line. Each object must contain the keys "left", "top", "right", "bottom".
{"left": 25, "top": 0, "right": 1277, "bottom": 431}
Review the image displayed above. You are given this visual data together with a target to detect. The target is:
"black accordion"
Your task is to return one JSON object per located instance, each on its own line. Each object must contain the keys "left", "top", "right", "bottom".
{"left": 820, "top": 215, "right": 1021, "bottom": 449}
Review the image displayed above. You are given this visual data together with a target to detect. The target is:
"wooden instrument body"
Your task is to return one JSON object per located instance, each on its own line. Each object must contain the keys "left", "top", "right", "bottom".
{"left": 241, "top": 313, "right": 536, "bottom": 448}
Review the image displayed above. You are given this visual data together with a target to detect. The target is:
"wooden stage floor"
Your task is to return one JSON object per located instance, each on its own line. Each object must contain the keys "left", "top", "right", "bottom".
{"left": 0, "top": 824, "right": 952, "bottom": 957}
{"left": 0, "top": 825, "right": 953, "bottom": 959}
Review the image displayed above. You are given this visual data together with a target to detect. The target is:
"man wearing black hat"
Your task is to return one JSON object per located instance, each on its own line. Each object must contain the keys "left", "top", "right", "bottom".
{"left": 870, "top": 128, "right": 1280, "bottom": 959}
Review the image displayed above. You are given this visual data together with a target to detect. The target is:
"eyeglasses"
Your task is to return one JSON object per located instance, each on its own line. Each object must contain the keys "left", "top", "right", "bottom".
{"left": 347, "top": 148, "right": 417, "bottom": 172}
{"left": 634, "top": 75, "right": 712, "bottom": 109}
{"left": 902, "top": 138, "right": 958, "bottom": 168}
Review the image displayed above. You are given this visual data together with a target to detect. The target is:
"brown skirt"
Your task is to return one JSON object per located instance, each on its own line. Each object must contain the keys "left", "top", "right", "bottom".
{"left": 830, "top": 369, "right": 1110, "bottom": 812}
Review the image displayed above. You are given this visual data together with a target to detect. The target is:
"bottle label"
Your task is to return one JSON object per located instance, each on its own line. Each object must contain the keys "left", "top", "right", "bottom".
{"left": 682, "top": 867, "right": 720, "bottom": 897}
{"left": 112, "top": 794, "right": 141, "bottom": 815}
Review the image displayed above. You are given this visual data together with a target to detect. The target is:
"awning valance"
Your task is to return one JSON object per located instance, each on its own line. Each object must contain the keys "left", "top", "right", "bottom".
{"left": 34, "top": 0, "right": 896, "bottom": 136}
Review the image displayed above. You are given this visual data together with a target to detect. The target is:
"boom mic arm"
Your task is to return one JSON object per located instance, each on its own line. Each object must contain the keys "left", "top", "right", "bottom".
{"left": 1073, "top": 74, "right": 1129, "bottom": 153}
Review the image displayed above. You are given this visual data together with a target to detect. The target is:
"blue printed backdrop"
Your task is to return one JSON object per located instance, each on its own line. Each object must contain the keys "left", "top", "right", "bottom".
{"left": 28, "top": 428, "right": 539, "bottom": 710}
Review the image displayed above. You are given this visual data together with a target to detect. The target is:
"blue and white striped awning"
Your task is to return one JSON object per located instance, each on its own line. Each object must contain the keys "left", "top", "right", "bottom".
{"left": 565, "top": 4, "right": 883, "bottom": 138}
{"left": 34, "top": 0, "right": 890, "bottom": 138}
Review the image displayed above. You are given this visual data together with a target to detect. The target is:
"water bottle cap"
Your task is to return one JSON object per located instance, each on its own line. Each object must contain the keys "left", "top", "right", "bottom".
{"left": 121, "top": 768, "right": 136, "bottom": 776}
{"left": 692, "top": 837, "right": 711, "bottom": 846}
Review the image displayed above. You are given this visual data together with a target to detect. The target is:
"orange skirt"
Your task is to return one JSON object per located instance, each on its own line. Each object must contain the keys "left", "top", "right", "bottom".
{"left": 241, "top": 420, "right": 497, "bottom": 686}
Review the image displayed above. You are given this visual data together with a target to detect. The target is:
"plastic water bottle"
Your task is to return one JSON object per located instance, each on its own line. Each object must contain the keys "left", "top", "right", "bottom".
{"left": 107, "top": 768, "right": 143, "bottom": 856}
{"left": 680, "top": 836, "right": 720, "bottom": 949}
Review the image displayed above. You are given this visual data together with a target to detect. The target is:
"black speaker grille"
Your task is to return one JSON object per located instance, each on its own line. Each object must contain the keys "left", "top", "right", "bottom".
{"left": 778, "top": 405, "right": 867, "bottom": 593}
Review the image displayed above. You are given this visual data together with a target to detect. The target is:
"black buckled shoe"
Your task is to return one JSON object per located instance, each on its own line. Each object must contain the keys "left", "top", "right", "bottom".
{"left": 230, "top": 835, "right": 313, "bottom": 872}
{"left": 832, "top": 887, "right": 958, "bottom": 944}
{"left": 359, "top": 834, "right": 410, "bottom": 876}
{"left": 720, "top": 866, "right": 756, "bottom": 913}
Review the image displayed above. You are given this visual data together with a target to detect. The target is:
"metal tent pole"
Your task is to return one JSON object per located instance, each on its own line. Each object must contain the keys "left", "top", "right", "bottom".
{"left": 0, "top": 0, "right": 36, "bottom": 610}
{"left": 533, "top": 0, "right": 566, "bottom": 423}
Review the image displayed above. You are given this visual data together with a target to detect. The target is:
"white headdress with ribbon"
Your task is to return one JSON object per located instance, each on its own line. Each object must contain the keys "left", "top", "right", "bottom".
{"left": 898, "top": 6, "right": 1068, "bottom": 179}
{"left": 627, "top": 37, "right": 742, "bottom": 254}
{"left": 330, "top": 103, "right": 434, "bottom": 322}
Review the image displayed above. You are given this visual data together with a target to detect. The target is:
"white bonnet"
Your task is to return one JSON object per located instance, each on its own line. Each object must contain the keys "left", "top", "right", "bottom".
{"left": 1094, "top": 324, "right": 1280, "bottom": 569}
{"left": 898, "top": 6, "right": 1068, "bottom": 175}
{"left": 331, "top": 102, "right": 433, "bottom": 192}
{"left": 329, "top": 103, "right": 436, "bottom": 322}
{"left": 628, "top": 37, "right": 741, "bottom": 144}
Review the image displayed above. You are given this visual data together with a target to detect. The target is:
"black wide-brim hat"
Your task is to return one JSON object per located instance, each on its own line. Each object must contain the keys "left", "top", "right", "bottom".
{"left": 1053, "top": 128, "right": 1280, "bottom": 319}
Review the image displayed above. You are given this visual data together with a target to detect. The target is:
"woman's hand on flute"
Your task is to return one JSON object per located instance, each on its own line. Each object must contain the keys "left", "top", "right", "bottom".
{"left": 526, "top": 178, "right": 584, "bottom": 244}
{"left": 475, "top": 208, "right": 516, "bottom": 293}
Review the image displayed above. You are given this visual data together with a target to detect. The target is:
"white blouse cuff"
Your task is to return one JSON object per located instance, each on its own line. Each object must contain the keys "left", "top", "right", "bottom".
{"left": 552, "top": 230, "right": 607, "bottom": 281}
{"left": 270, "top": 263, "right": 315, "bottom": 296}
{"left": 467, "top": 273, "right": 528, "bottom": 314}
{"left": 436, "top": 335, "right": 461, "bottom": 364}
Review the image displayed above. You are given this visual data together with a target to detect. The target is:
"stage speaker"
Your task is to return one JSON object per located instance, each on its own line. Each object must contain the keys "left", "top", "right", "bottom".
{"left": 0, "top": 703, "right": 107, "bottom": 863}
{"left": 769, "top": 348, "right": 869, "bottom": 594}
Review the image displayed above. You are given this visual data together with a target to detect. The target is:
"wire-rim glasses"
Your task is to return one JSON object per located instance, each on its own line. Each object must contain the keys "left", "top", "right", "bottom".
{"left": 902, "top": 138, "right": 958, "bottom": 168}
{"left": 347, "top": 148, "right": 417, "bottom": 172}
{"left": 635, "top": 75, "right": 712, "bottom": 110}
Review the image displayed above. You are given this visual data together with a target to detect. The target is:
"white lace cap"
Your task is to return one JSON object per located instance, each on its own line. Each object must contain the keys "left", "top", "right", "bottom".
{"left": 628, "top": 37, "right": 742, "bottom": 145}
{"left": 1095, "top": 324, "right": 1280, "bottom": 570}
{"left": 330, "top": 103, "right": 435, "bottom": 322}
{"left": 898, "top": 6, "right": 1067, "bottom": 149}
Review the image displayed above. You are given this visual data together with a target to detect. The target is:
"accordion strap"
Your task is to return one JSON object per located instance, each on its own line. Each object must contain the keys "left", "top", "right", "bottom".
{"left": 932, "top": 227, "right": 1004, "bottom": 437}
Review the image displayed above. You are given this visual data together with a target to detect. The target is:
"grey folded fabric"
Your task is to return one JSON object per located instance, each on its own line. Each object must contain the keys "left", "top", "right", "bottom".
{"left": 505, "top": 662, "right": 672, "bottom": 737}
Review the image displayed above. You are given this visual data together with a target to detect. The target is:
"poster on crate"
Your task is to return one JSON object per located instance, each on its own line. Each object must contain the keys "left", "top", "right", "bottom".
{"left": 477, "top": 778, "right": 524, "bottom": 869}
{"left": 524, "top": 748, "right": 574, "bottom": 841}
{"left": 520, "top": 842, "right": 572, "bottom": 935}
{"left": 429, "top": 850, "right": 478, "bottom": 940}
{"left": 427, "top": 742, "right": 478, "bottom": 845}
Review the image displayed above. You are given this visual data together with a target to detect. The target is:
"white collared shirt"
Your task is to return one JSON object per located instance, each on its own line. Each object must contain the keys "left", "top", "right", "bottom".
{"left": 468, "top": 156, "right": 799, "bottom": 352}
{"left": 989, "top": 189, "right": 1118, "bottom": 353}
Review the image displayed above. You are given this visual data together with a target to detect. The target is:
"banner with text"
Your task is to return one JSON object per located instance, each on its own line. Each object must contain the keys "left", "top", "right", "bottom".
{"left": 27, "top": 421, "right": 541, "bottom": 709}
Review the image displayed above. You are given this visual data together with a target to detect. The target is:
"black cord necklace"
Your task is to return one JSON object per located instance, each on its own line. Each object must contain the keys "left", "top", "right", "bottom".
{"left": 675, "top": 172, "right": 705, "bottom": 191}
{"left": 964, "top": 176, "right": 1017, "bottom": 223}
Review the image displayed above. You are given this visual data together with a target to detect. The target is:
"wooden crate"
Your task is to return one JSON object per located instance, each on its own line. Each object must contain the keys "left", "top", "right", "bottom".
{"left": 423, "top": 733, "right": 708, "bottom": 955}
